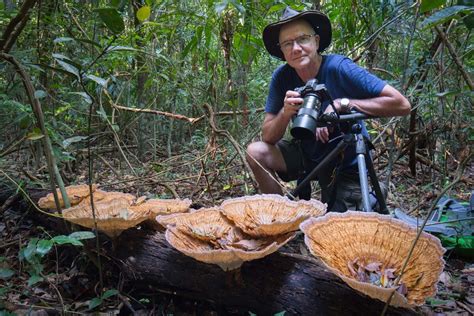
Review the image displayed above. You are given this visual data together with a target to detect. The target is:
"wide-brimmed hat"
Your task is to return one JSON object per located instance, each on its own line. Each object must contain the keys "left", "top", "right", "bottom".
{"left": 263, "top": 7, "right": 332, "bottom": 60}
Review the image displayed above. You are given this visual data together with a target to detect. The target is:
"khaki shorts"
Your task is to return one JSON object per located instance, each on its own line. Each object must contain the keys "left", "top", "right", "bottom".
{"left": 276, "top": 139, "right": 310, "bottom": 182}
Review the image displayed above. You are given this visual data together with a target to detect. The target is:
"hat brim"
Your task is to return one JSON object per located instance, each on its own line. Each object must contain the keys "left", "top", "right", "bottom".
{"left": 263, "top": 10, "right": 332, "bottom": 60}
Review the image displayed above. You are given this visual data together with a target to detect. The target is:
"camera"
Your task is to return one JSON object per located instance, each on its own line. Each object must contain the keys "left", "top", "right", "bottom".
{"left": 290, "top": 79, "right": 332, "bottom": 140}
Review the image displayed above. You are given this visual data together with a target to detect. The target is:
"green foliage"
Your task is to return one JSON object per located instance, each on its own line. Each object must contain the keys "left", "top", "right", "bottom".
{"left": 26, "top": 127, "right": 44, "bottom": 141}
{"left": 0, "top": 94, "right": 33, "bottom": 130}
{"left": 0, "top": 257, "right": 14, "bottom": 281}
{"left": 94, "top": 7, "right": 125, "bottom": 34}
{"left": 0, "top": 268, "right": 14, "bottom": 280}
{"left": 420, "top": 0, "right": 446, "bottom": 13}
{"left": 0, "top": 0, "right": 471, "bottom": 220}
{"left": 421, "top": 5, "right": 474, "bottom": 29}
{"left": 52, "top": 53, "right": 81, "bottom": 80}
{"left": 458, "top": 0, "right": 474, "bottom": 28}
{"left": 88, "top": 289, "right": 119, "bottom": 310}
{"left": 137, "top": 5, "right": 151, "bottom": 22}
{"left": 18, "top": 232, "right": 95, "bottom": 286}
{"left": 215, "top": 0, "right": 245, "bottom": 15}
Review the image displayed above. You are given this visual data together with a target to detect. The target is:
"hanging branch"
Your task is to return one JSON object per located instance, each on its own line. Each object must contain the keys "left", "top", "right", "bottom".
{"left": 0, "top": 53, "right": 70, "bottom": 210}
{"left": 434, "top": 26, "right": 474, "bottom": 90}
{"left": 349, "top": 2, "right": 416, "bottom": 60}
{"left": 402, "top": 32, "right": 443, "bottom": 176}
{"left": 0, "top": 0, "right": 37, "bottom": 53}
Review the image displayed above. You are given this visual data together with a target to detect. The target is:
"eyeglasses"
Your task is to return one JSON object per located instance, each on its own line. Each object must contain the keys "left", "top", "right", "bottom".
{"left": 278, "top": 34, "right": 316, "bottom": 53}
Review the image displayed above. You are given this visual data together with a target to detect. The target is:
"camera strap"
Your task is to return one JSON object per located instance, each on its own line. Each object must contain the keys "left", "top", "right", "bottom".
{"left": 326, "top": 150, "right": 345, "bottom": 211}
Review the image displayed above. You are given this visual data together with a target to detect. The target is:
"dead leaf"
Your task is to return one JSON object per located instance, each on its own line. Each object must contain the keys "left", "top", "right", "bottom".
{"left": 461, "top": 267, "right": 474, "bottom": 275}
{"left": 365, "top": 261, "right": 382, "bottom": 272}
{"left": 439, "top": 271, "right": 453, "bottom": 287}
{"left": 384, "top": 268, "right": 396, "bottom": 279}
{"left": 397, "top": 283, "right": 408, "bottom": 296}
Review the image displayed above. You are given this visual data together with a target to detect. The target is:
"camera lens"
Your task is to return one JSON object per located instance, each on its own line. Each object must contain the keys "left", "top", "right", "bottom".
{"left": 290, "top": 94, "right": 320, "bottom": 139}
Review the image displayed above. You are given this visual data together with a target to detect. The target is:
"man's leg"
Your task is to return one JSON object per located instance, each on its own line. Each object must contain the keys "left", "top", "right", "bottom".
{"left": 316, "top": 166, "right": 343, "bottom": 211}
{"left": 246, "top": 141, "right": 287, "bottom": 194}
{"left": 337, "top": 174, "right": 388, "bottom": 212}
{"left": 316, "top": 166, "right": 360, "bottom": 212}
{"left": 334, "top": 171, "right": 361, "bottom": 212}
{"left": 333, "top": 170, "right": 388, "bottom": 212}
{"left": 317, "top": 165, "right": 388, "bottom": 212}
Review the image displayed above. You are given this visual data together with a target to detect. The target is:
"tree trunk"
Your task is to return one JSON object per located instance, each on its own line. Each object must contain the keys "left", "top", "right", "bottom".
{"left": 404, "top": 35, "right": 442, "bottom": 176}
{"left": 132, "top": 0, "right": 149, "bottom": 162}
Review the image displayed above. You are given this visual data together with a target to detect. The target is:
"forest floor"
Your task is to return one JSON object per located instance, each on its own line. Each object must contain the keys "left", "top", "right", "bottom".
{"left": 0, "top": 148, "right": 473, "bottom": 315}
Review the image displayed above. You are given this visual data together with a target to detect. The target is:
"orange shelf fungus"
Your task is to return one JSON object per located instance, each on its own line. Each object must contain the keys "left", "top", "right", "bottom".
{"left": 38, "top": 184, "right": 99, "bottom": 209}
{"left": 61, "top": 191, "right": 150, "bottom": 238}
{"left": 132, "top": 198, "right": 192, "bottom": 219}
{"left": 162, "top": 208, "right": 294, "bottom": 271}
{"left": 300, "top": 211, "right": 445, "bottom": 307}
{"left": 220, "top": 194, "right": 326, "bottom": 237}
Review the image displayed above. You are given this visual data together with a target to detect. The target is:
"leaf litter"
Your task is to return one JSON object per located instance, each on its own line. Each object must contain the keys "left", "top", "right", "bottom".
{"left": 348, "top": 258, "right": 408, "bottom": 296}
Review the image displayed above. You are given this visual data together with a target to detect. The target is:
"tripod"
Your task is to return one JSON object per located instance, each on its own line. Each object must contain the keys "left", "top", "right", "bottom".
{"left": 286, "top": 111, "right": 388, "bottom": 214}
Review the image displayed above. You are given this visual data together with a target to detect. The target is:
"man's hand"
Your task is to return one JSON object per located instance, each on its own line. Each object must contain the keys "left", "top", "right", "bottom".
{"left": 314, "top": 102, "right": 337, "bottom": 143}
{"left": 315, "top": 127, "right": 329, "bottom": 143}
{"left": 281, "top": 90, "right": 303, "bottom": 118}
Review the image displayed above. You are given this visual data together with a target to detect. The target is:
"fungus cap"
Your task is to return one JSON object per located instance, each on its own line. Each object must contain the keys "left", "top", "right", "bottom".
{"left": 164, "top": 208, "right": 295, "bottom": 271}
{"left": 300, "top": 211, "right": 445, "bottom": 307}
{"left": 220, "top": 194, "right": 326, "bottom": 237}
{"left": 156, "top": 208, "right": 208, "bottom": 228}
{"left": 38, "top": 184, "right": 98, "bottom": 209}
{"left": 62, "top": 192, "right": 150, "bottom": 238}
{"left": 133, "top": 198, "right": 192, "bottom": 217}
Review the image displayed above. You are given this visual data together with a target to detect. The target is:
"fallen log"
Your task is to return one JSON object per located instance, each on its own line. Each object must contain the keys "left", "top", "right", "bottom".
{"left": 0, "top": 184, "right": 417, "bottom": 315}
{"left": 115, "top": 229, "right": 417, "bottom": 315}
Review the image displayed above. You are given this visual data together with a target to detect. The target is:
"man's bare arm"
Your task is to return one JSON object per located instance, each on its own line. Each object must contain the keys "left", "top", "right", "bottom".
{"left": 262, "top": 90, "right": 304, "bottom": 144}
{"left": 262, "top": 113, "right": 291, "bottom": 145}
{"left": 333, "top": 85, "right": 411, "bottom": 117}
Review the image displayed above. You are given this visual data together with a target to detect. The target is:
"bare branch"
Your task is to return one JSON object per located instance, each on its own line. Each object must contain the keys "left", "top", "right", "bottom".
{"left": 203, "top": 103, "right": 258, "bottom": 190}
{"left": 0, "top": 0, "right": 37, "bottom": 53}
{"left": 110, "top": 102, "right": 264, "bottom": 124}
{"left": 435, "top": 26, "right": 474, "bottom": 90}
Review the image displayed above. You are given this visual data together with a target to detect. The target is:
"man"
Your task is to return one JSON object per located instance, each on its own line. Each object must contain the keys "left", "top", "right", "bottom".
{"left": 246, "top": 7, "right": 411, "bottom": 212}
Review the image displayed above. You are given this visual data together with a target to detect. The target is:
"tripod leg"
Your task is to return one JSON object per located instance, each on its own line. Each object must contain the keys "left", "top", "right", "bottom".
{"left": 365, "top": 154, "right": 389, "bottom": 214}
{"left": 356, "top": 135, "right": 372, "bottom": 212}
{"left": 287, "top": 138, "right": 349, "bottom": 200}
{"left": 357, "top": 153, "right": 372, "bottom": 212}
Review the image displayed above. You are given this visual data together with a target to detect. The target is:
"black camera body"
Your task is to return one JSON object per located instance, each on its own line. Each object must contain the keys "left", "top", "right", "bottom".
{"left": 290, "top": 79, "right": 333, "bottom": 140}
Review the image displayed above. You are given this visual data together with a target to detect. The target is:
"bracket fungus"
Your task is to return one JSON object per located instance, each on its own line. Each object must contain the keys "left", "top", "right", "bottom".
{"left": 300, "top": 211, "right": 445, "bottom": 307}
{"left": 62, "top": 191, "right": 150, "bottom": 238}
{"left": 156, "top": 209, "right": 200, "bottom": 228}
{"left": 38, "top": 184, "right": 99, "bottom": 209}
{"left": 163, "top": 208, "right": 295, "bottom": 271}
{"left": 220, "top": 194, "right": 326, "bottom": 237}
{"left": 132, "top": 198, "right": 192, "bottom": 217}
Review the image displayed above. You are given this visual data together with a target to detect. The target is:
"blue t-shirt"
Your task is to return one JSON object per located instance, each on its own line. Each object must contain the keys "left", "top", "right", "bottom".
{"left": 265, "top": 54, "right": 386, "bottom": 169}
